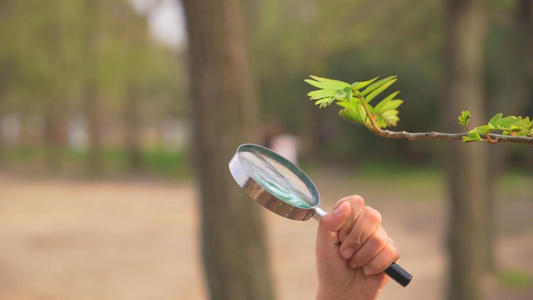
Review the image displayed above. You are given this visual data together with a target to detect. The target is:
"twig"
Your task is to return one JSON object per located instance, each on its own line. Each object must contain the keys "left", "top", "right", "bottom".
{"left": 373, "top": 130, "right": 533, "bottom": 144}
{"left": 357, "top": 95, "right": 381, "bottom": 132}
{"left": 486, "top": 133, "right": 496, "bottom": 144}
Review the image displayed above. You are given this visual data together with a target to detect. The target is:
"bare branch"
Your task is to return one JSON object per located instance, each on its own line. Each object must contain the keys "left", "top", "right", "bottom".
{"left": 373, "top": 130, "right": 533, "bottom": 144}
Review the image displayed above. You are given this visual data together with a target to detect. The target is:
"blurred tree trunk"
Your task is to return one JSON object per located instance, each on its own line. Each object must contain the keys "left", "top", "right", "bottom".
{"left": 43, "top": 102, "right": 66, "bottom": 173}
{"left": 519, "top": 0, "right": 533, "bottom": 122}
{"left": 522, "top": 0, "right": 533, "bottom": 82}
{"left": 0, "top": 0, "right": 7, "bottom": 157}
{"left": 484, "top": 0, "right": 533, "bottom": 272}
{"left": 0, "top": 62, "right": 8, "bottom": 164}
{"left": 84, "top": 0, "right": 103, "bottom": 178}
{"left": 43, "top": 3, "right": 66, "bottom": 174}
{"left": 124, "top": 81, "right": 142, "bottom": 172}
{"left": 444, "top": 0, "right": 488, "bottom": 300}
{"left": 84, "top": 85, "right": 103, "bottom": 177}
{"left": 182, "top": 0, "right": 275, "bottom": 300}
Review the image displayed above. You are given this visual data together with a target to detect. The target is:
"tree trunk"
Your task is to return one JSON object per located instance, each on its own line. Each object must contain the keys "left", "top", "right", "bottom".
{"left": 0, "top": 62, "right": 8, "bottom": 165}
{"left": 124, "top": 82, "right": 142, "bottom": 172}
{"left": 84, "top": 85, "right": 103, "bottom": 177}
{"left": 521, "top": 0, "right": 533, "bottom": 83}
{"left": 484, "top": 0, "right": 533, "bottom": 272}
{"left": 444, "top": 1, "right": 488, "bottom": 300}
{"left": 182, "top": 1, "right": 275, "bottom": 300}
{"left": 83, "top": 0, "right": 103, "bottom": 178}
{"left": 43, "top": 10, "right": 67, "bottom": 175}
{"left": 44, "top": 103, "right": 66, "bottom": 173}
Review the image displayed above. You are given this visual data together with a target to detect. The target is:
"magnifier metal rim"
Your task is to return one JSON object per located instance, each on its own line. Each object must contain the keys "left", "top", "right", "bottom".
{"left": 229, "top": 143, "right": 320, "bottom": 221}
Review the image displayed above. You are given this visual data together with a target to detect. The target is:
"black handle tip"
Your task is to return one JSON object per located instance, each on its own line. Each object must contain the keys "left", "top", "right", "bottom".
{"left": 384, "top": 262, "right": 412, "bottom": 287}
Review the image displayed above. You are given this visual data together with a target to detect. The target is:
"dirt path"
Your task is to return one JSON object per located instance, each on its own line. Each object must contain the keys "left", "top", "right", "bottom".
{"left": 0, "top": 172, "right": 531, "bottom": 299}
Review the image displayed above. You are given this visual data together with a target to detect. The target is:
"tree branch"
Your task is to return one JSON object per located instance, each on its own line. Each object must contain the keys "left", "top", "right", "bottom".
{"left": 372, "top": 130, "right": 533, "bottom": 144}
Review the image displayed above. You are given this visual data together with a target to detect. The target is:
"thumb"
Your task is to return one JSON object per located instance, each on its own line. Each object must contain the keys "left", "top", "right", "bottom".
{"left": 316, "top": 201, "right": 351, "bottom": 257}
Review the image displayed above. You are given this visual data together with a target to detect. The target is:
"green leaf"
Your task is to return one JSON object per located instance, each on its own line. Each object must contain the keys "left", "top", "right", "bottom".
{"left": 462, "top": 132, "right": 482, "bottom": 142}
{"left": 470, "top": 125, "right": 494, "bottom": 134}
{"left": 307, "top": 75, "right": 405, "bottom": 130}
{"left": 315, "top": 97, "right": 334, "bottom": 108}
{"left": 336, "top": 101, "right": 359, "bottom": 109}
{"left": 373, "top": 91, "right": 400, "bottom": 112}
{"left": 339, "top": 107, "right": 364, "bottom": 124}
{"left": 373, "top": 91, "right": 402, "bottom": 129}
{"left": 343, "top": 87, "right": 353, "bottom": 101}
{"left": 497, "top": 116, "right": 521, "bottom": 129}
{"left": 364, "top": 78, "right": 398, "bottom": 103}
{"left": 380, "top": 100, "right": 403, "bottom": 112}
{"left": 360, "top": 76, "right": 397, "bottom": 97}
{"left": 458, "top": 111, "right": 471, "bottom": 127}
{"left": 488, "top": 113, "right": 503, "bottom": 127}
{"left": 335, "top": 90, "right": 346, "bottom": 99}
{"left": 307, "top": 89, "right": 336, "bottom": 100}
{"left": 376, "top": 118, "right": 389, "bottom": 128}
{"left": 358, "top": 103, "right": 367, "bottom": 125}
{"left": 376, "top": 109, "right": 400, "bottom": 127}
{"left": 509, "top": 125, "right": 526, "bottom": 132}
{"left": 306, "top": 75, "right": 350, "bottom": 90}
{"left": 351, "top": 77, "right": 379, "bottom": 91}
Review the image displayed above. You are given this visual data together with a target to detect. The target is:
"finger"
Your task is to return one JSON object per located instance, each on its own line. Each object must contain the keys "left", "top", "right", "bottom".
{"left": 347, "top": 226, "right": 388, "bottom": 269}
{"left": 316, "top": 201, "right": 351, "bottom": 257}
{"left": 336, "top": 195, "right": 366, "bottom": 243}
{"left": 363, "top": 238, "right": 401, "bottom": 276}
{"left": 339, "top": 206, "right": 382, "bottom": 260}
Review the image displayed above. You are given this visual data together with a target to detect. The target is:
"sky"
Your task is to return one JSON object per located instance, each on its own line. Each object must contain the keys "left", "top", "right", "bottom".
{"left": 131, "top": 0, "right": 186, "bottom": 49}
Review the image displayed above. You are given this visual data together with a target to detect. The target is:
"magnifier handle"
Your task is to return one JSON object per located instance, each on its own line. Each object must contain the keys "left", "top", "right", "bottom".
{"left": 312, "top": 207, "right": 412, "bottom": 287}
{"left": 385, "top": 262, "right": 412, "bottom": 287}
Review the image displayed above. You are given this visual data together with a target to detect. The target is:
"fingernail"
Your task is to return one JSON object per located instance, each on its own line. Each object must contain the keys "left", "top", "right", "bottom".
{"left": 341, "top": 248, "right": 354, "bottom": 259}
{"left": 348, "top": 262, "right": 358, "bottom": 269}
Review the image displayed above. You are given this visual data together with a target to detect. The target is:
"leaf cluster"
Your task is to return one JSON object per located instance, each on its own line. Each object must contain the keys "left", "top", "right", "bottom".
{"left": 305, "top": 75, "right": 402, "bottom": 131}
{"left": 306, "top": 75, "right": 532, "bottom": 145}
{"left": 459, "top": 111, "right": 533, "bottom": 142}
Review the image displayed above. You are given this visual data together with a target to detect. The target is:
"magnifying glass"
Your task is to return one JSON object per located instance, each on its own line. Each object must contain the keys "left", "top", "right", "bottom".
{"left": 229, "top": 143, "right": 412, "bottom": 287}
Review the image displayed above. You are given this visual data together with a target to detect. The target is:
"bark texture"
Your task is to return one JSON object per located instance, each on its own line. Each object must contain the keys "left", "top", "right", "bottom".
{"left": 124, "top": 82, "right": 142, "bottom": 172}
{"left": 484, "top": 0, "right": 533, "bottom": 272}
{"left": 182, "top": 0, "right": 275, "bottom": 299}
{"left": 444, "top": 1, "right": 488, "bottom": 299}
{"left": 83, "top": 0, "right": 103, "bottom": 178}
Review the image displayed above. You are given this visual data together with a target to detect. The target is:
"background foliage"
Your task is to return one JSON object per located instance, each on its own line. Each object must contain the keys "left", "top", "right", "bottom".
{"left": 1, "top": 0, "right": 531, "bottom": 175}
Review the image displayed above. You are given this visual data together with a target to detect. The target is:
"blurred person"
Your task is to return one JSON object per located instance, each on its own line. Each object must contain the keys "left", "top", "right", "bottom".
{"left": 261, "top": 120, "right": 299, "bottom": 165}
{"left": 1, "top": 115, "right": 21, "bottom": 147}
{"left": 315, "top": 195, "right": 400, "bottom": 300}
{"left": 270, "top": 133, "right": 298, "bottom": 165}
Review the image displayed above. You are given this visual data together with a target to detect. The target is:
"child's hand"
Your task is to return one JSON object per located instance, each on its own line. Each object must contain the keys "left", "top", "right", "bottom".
{"left": 315, "top": 196, "right": 400, "bottom": 300}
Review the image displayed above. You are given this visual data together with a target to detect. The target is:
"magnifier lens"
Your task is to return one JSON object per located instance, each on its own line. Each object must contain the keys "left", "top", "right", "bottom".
{"left": 237, "top": 149, "right": 316, "bottom": 209}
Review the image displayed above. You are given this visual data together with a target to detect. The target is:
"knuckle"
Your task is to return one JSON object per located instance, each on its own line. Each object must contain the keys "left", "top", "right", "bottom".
{"left": 348, "top": 235, "right": 363, "bottom": 249}
{"left": 375, "top": 230, "right": 388, "bottom": 249}
{"left": 365, "top": 206, "right": 382, "bottom": 224}
{"left": 339, "top": 195, "right": 365, "bottom": 208}
{"left": 344, "top": 232, "right": 363, "bottom": 250}
{"left": 389, "top": 238, "right": 401, "bottom": 259}
{"left": 350, "top": 195, "right": 365, "bottom": 207}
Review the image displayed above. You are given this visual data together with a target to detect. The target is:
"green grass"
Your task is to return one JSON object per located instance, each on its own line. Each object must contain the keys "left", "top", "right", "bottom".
{"left": 301, "top": 158, "right": 531, "bottom": 204}
{"left": 2, "top": 146, "right": 192, "bottom": 179}
{"left": 143, "top": 148, "right": 192, "bottom": 178}
{"left": 499, "top": 269, "right": 533, "bottom": 289}
{"left": 357, "top": 160, "right": 442, "bottom": 180}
